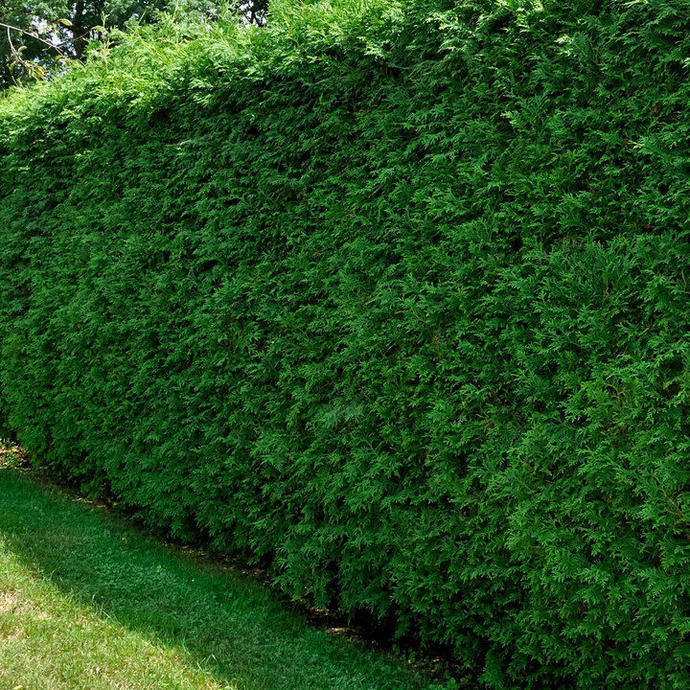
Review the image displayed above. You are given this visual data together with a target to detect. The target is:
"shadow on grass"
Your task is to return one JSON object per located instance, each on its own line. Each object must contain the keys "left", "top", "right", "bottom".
{"left": 0, "top": 466, "right": 430, "bottom": 690}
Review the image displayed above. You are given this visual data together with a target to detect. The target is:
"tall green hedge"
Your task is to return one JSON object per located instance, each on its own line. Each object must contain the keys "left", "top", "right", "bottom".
{"left": 1, "top": 1, "right": 689, "bottom": 686}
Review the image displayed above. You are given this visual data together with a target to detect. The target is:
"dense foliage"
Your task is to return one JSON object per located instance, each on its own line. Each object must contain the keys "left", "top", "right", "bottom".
{"left": 0, "top": 0, "right": 266, "bottom": 88}
{"left": 1, "top": 1, "right": 689, "bottom": 687}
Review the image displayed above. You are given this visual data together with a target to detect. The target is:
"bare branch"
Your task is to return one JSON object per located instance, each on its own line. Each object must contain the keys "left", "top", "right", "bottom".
{"left": 0, "top": 20, "right": 67, "bottom": 57}
{"left": 5, "top": 26, "right": 18, "bottom": 84}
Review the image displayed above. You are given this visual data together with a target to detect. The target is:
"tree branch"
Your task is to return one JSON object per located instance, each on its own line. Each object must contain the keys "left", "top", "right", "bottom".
{"left": 0, "top": 20, "right": 67, "bottom": 57}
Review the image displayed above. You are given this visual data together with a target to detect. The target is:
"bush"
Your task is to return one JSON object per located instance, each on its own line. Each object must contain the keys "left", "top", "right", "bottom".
{"left": 1, "top": 1, "right": 689, "bottom": 686}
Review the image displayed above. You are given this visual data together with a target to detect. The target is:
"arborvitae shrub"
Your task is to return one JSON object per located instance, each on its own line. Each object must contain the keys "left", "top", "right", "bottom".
{"left": 1, "top": 1, "right": 689, "bottom": 686}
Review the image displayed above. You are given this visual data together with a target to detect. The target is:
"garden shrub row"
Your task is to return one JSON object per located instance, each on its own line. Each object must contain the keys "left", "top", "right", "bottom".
{"left": 1, "top": 1, "right": 689, "bottom": 686}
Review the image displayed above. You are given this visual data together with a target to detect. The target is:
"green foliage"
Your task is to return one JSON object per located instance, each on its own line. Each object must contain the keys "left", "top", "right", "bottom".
{"left": 1, "top": 1, "right": 689, "bottom": 687}
{"left": 0, "top": 0, "right": 266, "bottom": 89}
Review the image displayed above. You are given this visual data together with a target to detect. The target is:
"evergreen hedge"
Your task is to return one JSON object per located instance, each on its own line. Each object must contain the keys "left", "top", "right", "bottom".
{"left": 1, "top": 1, "right": 689, "bottom": 686}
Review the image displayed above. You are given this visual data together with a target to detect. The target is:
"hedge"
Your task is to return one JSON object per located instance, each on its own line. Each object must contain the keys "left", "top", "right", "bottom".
{"left": 1, "top": 1, "right": 689, "bottom": 687}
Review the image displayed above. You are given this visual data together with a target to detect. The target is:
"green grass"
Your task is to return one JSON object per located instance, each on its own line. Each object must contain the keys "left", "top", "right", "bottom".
{"left": 0, "top": 457, "right": 434, "bottom": 690}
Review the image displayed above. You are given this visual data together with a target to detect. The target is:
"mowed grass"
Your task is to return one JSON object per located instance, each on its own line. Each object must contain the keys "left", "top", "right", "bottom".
{"left": 0, "top": 453, "right": 432, "bottom": 690}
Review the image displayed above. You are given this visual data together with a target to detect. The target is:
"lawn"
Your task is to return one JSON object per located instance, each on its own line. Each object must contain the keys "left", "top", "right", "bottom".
{"left": 0, "top": 450, "right": 436, "bottom": 690}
